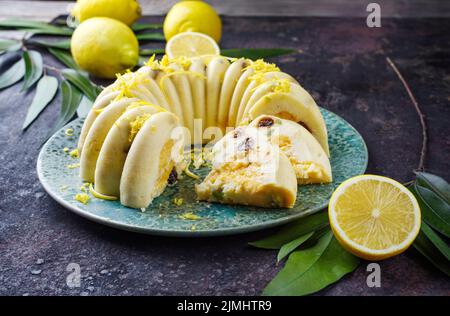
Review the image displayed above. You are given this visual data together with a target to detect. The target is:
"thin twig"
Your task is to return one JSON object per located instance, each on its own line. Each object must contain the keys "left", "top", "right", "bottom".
{"left": 386, "top": 57, "right": 428, "bottom": 173}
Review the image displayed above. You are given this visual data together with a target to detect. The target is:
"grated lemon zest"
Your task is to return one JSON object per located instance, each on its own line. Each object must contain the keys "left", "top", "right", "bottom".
{"left": 250, "top": 77, "right": 292, "bottom": 93}
{"left": 67, "top": 163, "right": 80, "bottom": 169}
{"left": 69, "top": 148, "right": 79, "bottom": 158}
{"left": 113, "top": 70, "right": 149, "bottom": 101}
{"left": 74, "top": 193, "right": 90, "bottom": 205}
{"left": 173, "top": 197, "right": 184, "bottom": 206}
{"left": 169, "top": 56, "right": 192, "bottom": 69}
{"left": 179, "top": 212, "right": 201, "bottom": 220}
{"left": 272, "top": 78, "right": 291, "bottom": 93}
{"left": 63, "top": 147, "right": 69, "bottom": 153}
{"left": 129, "top": 114, "right": 152, "bottom": 142}
{"left": 245, "top": 59, "right": 279, "bottom": 74}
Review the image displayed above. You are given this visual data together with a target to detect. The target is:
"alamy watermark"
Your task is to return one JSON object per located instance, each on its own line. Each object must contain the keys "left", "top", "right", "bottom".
{"left": 367, "top": 3, "right": 381, "bottom": 28}
{"left": 66, "top": 262, "right": 81, "bottom": 288}
{"left": 366, "top": 263, "right": 381, "bottom": 288}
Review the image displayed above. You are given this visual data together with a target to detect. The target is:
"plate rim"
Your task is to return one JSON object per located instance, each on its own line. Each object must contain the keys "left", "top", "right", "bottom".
{"left": 37, "top": 108, "right": 368, "bottom": 237}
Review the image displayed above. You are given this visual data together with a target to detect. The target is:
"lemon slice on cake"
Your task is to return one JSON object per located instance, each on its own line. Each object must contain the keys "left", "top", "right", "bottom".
{"left": 166, "top": 32, "right": 220, "bottom": 59}
{"left": 329, "top": 175, "right": 421, "bottom": 261}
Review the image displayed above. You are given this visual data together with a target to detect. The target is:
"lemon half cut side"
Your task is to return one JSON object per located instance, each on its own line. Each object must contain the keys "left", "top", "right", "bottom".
{"left": 329, "top": 175, "right": 421, "bottom": 261}
{"left": 166, "top": 32, "right": 220, "bottom": 59}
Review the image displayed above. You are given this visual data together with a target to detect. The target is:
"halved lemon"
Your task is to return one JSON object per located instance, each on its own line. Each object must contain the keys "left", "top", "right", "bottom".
{"left": 329, "top": 175, "right": 421, "bottom": 261}
{"left": 165, "top": 31, "right": 220, "bottom": 59}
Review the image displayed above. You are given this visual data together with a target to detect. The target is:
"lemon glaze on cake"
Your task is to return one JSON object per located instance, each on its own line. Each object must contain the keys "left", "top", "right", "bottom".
{"left": 78, "top": 55, "right": 331, "bottom": 209}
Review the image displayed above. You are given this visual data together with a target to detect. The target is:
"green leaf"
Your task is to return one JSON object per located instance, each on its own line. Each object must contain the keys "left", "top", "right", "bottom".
{"left": 413, "top": 224, "right": 450, "bottom": 277}
{"left": 420, "top": 221, "right": 450, "bottom": 261}
{"left": 30, "top": 39, "right": 71, "bottom": 50}
{"left": 46, "top": 80, "right": 82, "bottom": 139}
{"left": 0, "top": 58, "right": 25, "bottom": 89}
{"left": 136, "top": 33, "right": 165, "bottom": 42}
{"left": 221, "top": 48, "right": 297, "bottom": 60}
{"left": 48, "top": 48, "right": 79, "bottom": 70}
{"left": 132, "top": 23, "right": 163, "bottom": 32}
{"left": 0, "top": 19, "right": 57, "bottom": 29}
{"left": 61, "top": 69, "right": 100, "bottom": 101}
{"left": 0, "top": 19, "right": 73, "bottom": 36}
{"left": 22, "top": 75, "right": 58, "bottom": 130}
{"left": 139, "top": 48, "right": 165, "bottom": 56}
{"left": 277, "top": 232, "right": 314, "bottom": 263}
{"left": 138, "top": 56, "right": 148, "bottom": 67}
{"left": 415, "top": 172, "right": 450, "bottom": 205}
{"left": 76, "top": 95, "right": 93, "bottom": 119}
{"left": 27, "top": 28, "right": 73, "bottom": 36}
{"left": 263, "top": 231, "right": 360, "bottom": 296}
{"left": 411, "top": 182, "right": 450, "bottom": 237}
{"left": 22, "top": 50, "right": 43, "bottom": 90}
{"left": 249, "top": 210, "right": 329, "bottom": 249}
{"left": 0, "top": 39, "right": 21, "bottom": 53}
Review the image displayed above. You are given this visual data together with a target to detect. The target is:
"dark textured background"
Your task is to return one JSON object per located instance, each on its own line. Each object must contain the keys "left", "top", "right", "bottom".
{"left": 0, "top": 16, "right": 449, "bottom": 296}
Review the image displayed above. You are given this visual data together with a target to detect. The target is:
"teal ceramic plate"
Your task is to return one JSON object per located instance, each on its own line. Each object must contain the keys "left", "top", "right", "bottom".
{"left": 37, "top": 108, "right": 368, "bottom": 236}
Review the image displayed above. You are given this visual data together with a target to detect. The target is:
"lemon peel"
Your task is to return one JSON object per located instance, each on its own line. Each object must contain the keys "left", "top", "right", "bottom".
{"left": 65, "top": 128, "right": 74, "bottom": 136}
{"left": 89, "top": 183, "right": 118, "bottom": 201}
{"left": 184, "top": 161, "right": 200, "bottom": 180}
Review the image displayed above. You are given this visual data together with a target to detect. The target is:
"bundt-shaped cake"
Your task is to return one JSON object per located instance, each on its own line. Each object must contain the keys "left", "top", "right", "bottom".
{"left": 78, "top": 55, "right": 331, "bottom": 209}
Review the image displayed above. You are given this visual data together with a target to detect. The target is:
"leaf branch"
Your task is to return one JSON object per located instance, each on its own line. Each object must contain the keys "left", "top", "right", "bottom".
{"left": 386, "top": 57, "right": 428, "bottom": 173}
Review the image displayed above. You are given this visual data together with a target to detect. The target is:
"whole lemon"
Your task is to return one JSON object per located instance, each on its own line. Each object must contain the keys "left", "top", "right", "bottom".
{"left": 164, "top": 1, "right": 222, "bottom": 43}
{"left": 71, "top": 0, "right": 141, "bottom": 26}
{"left": 71, "top": 17, "right": 139, "bottom": 79}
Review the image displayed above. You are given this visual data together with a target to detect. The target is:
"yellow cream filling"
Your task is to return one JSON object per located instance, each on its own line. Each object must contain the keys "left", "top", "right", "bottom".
{"left": 154, "top": 140, "right": 175, "bottom": 194}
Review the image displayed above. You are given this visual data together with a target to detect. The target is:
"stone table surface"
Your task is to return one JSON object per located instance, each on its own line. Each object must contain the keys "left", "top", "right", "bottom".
{"left": 0, "top": 16, "right": 449, "bottom": 296}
